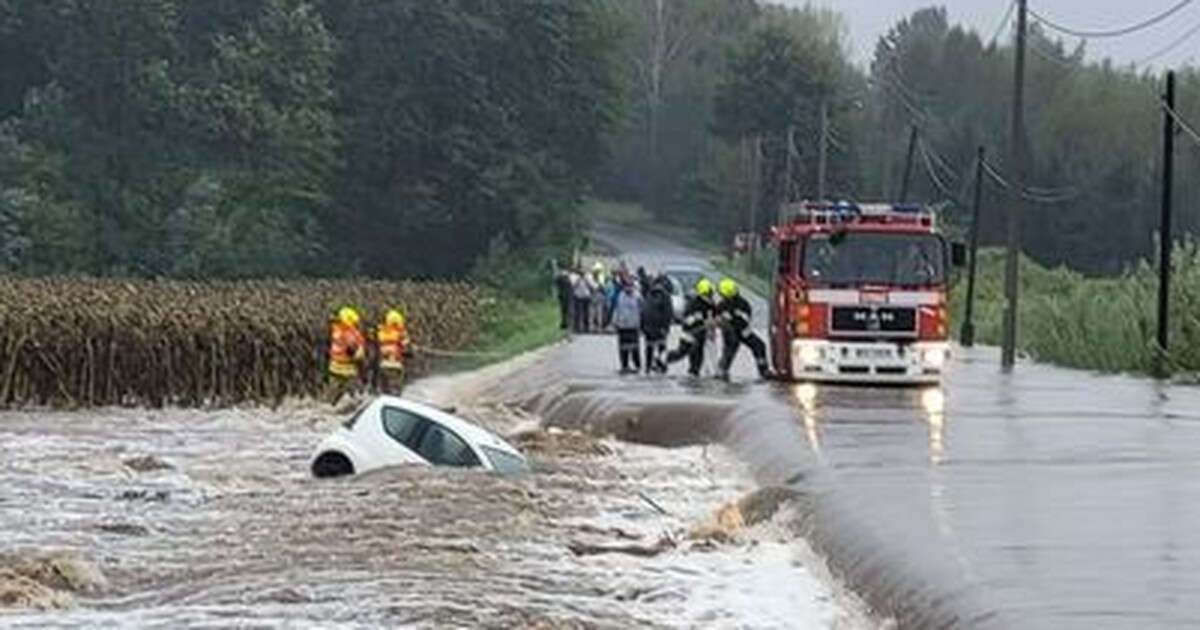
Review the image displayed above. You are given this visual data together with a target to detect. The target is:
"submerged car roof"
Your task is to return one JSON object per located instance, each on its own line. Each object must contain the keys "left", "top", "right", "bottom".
{"left": 375, "top": 395, "right": 523, "bottom": 457}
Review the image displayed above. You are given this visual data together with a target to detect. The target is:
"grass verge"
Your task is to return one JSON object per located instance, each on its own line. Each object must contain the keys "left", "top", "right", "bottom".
{"left": 444, "top": 296, "right": 565, "bottom": 372}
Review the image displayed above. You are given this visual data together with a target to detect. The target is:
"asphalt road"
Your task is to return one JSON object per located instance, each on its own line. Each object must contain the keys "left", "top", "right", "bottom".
{"left": 579, "top": 222, "right": 1200, "bottom": 628}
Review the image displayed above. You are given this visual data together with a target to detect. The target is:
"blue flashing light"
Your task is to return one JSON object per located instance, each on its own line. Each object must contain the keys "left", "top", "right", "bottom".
{"left": 833, "top": 201, "right": 859, "bottom": 214}
{"left": 892, "top": 203, "right": 924, "bottom": 214}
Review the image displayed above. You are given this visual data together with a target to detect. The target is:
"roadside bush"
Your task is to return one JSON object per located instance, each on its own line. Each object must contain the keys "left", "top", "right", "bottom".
{"left": 951, "top": 241, "right": 1200, "bottom": 376}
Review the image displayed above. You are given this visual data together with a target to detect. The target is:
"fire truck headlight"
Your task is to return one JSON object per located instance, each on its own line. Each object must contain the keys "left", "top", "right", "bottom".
{"left": 921, "top": 347, "right": 947, "bottom": 369}
{"left": 797, "top": 342, "right": 822, "bottom": 366}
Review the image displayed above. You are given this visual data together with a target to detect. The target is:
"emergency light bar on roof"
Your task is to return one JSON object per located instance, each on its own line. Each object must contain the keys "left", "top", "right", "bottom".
{"left": 779, "top": 200, "right": 935, "bottom": 229}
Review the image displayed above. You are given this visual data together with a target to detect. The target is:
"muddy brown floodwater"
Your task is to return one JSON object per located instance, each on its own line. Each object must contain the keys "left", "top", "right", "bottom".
{"left": 0, "top": 349, "right": 875, "bottom": 629}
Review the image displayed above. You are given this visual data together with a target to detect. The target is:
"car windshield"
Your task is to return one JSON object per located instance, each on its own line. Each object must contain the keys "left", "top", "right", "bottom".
{"left": 342, "top": 401, "right": 372, "bottom": 430}
{"left": 481, "top": 446, "right": 530, "bottom": 474}
{"left": 667, "top": 270, "right": 706, "bottom": 294}
{"left": 803, "top": 232, "right": 946, "bottom": 287}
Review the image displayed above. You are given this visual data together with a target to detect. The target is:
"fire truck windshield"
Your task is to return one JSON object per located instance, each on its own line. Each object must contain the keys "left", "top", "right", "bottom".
{"left": 802, "top": 232, "right": 946, "bottom": 287}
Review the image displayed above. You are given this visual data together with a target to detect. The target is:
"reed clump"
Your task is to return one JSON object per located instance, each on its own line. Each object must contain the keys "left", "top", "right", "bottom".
{"left": 951, "top": 239, "right": 1200, "bottom": 376}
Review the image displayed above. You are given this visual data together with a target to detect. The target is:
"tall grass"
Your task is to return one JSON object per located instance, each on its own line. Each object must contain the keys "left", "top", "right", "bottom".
{"left": 951, "top": 241, "right": 1200, "bottom": 376}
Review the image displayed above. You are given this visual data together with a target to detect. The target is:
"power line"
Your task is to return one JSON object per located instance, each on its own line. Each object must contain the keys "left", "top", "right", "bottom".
{"left": 1139, "top": 19, "right": 1200, "bottom": 65}
{"left": 1029, "top": 0, "right": 1194, "bottom": 39}
{"left": 827, "top": 127, "right": 849, "bottom": 153}
{"left": 876, "top": 31, "right": 1080, "bottom": 207}
{"left": 917, "top": 138, "right": 968, "bottom": 205}
{"left": 1160, "top": 99, "right": 1200, "bottom": 146}
{"left": 883, "top": 72, "right": 927, "bottom": 115}
{"left": 981, "top": 159, "right": 1081, "bottom": 203}
{"left": 989, "top": 0, "right": 1018, "bottom": 46}
{"left": 1027, "top": 39, "right": 1080, "bottom": 71}
{"left": 924, "top": 139, "right": 963, "bottom": 184}
{"left": 883, "top": 80, "right": 929, "bottom": 124}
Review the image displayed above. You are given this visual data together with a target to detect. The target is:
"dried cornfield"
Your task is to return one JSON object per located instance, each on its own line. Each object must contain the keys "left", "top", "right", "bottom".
{"left": 0, "top": 277, "right": 483, "bottom": 408}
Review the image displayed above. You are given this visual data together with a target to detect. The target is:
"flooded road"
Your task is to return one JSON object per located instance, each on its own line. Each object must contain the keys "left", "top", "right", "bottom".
{"left": 776, "top": 348, "right": 1200, "bottom": 629}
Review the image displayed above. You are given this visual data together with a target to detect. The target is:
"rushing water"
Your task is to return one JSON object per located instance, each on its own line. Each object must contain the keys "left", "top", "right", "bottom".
{"left": 0, "top": 345, "right": 871, "bottom": 629}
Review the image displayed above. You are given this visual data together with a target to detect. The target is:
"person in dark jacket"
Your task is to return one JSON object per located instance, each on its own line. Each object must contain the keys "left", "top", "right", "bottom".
{"left": 636, "top": 266, "right": 651, "bottom": 295}
{"left": 571, "top": 268, "right": 592, "bottom": 333}
{"left": 553, "top": 261, "right": 572, "bottom": 330}
{"left": 715, "top": 278, "right": 773, "bottom": 380}
{"left": 666, "top": 278, "right": 716, "bottom": 376}
{"left": 640, "top": 276, "right": 673, "bottom": 373}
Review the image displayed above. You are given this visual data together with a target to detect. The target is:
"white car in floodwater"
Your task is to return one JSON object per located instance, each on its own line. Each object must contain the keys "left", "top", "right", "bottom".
{"left": 310, "top": 395, "right": 530, "bottom": 478}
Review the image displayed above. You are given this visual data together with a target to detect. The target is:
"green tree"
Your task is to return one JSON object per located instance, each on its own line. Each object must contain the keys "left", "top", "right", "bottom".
{"left": 320, "top": 0, "right": 625, "bottom": 279}
{"left": 171, "top": 0, "right": 336, "bottom": 277}
{"left": 712, "top": 5, "right": 851, "bottom": 235}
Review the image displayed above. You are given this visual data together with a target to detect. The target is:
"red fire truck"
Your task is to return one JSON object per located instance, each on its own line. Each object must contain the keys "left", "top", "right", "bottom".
{"left": 768, "top": 201, "right": 966, "bottom": 384}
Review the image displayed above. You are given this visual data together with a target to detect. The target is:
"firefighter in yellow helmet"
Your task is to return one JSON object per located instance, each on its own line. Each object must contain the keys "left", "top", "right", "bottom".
{"left": 665, "top": 277, "right": 717, "bottom": 376}
{"left": 374, "top": 308, "right": 410, "bottom": 395}
{"left": 326, "top": 306, "right": 366, "bottom": 404}
{"left": 715, "top": 278, "right": 774, "bottom": 381}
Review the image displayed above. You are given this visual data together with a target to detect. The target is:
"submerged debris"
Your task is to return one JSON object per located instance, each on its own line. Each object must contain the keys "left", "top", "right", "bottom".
{"left": 689, "top": 486, "right": 802, "bottom": 543}
{"left": 0, "top": 551, "right": 107, "bottom": 610}
{"left": 115, "top": 489, "right": 170, "bottom": 503}
{"left": 96, "top": 522, "right": 151, "bottom": 537}
{"left": 511, "top": 427, "right": 615, "bottom": 457}
{"left": 0, "top": 571, "right": 73, "bottom": 610}
{"left": 567, "top": 535, "right": 676, "bottom": 558}
{"left": 123, "top": 455, "right": 174, "bottom": 472}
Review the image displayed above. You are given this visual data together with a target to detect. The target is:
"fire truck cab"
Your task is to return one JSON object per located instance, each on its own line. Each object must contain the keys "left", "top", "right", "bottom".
{"left": 768, "top": 201, "right": 965, "bottom": 384}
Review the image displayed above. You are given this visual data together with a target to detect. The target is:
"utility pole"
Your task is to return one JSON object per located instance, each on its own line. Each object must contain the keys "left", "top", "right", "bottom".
{"left": 899, "top": 125, "right": 919, "bottom": 202}
{"left": 748, "top": 135, "right": 762, "bottom": 264}
{"left": 961, "top": 146, "right": 986, "bottom": 347}
{"left": 1157, "top": 70, "right": 1176, "bottom": 373}
{"left": 741, "top": 134, "right": 752, "bottom": 233}
{"left": 817, "top": 101, "right": 829, "bottom": 201}
{"left": 1001, "top": 0, "right": 1027, "bottom": 371}
{"left": 784, "top": 124, "right": 795, "bottom": 205}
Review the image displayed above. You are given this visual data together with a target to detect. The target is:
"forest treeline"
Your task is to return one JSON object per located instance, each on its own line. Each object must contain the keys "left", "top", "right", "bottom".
{"left": 0, "top": 0, "right": 621, "bottom": 281}
{"left": 602, "top": 4, "right": 1200, "bottom": 275}
{"left": 1, "top": 1, "right": 1197, "bottom": 280}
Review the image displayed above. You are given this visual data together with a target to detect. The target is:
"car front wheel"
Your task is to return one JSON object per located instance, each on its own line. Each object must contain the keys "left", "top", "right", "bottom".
{"left": 312, "top": 451, "right": 354, "bottom": 478}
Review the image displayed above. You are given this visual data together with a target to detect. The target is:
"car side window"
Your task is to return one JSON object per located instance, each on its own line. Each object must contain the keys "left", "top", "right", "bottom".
{"left": 382, "top": 406, "right": 427, "bottom": 451}
{"left": 416, "top": 423, "right": 480, "bottom": 468}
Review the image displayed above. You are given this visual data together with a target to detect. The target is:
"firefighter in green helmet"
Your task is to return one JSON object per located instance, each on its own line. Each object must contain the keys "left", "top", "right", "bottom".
{"left": 715, "top": 277, "right": 774, "bottom": 381}
{"left": 665, "top": 278, "right": 717, "bottom": 377}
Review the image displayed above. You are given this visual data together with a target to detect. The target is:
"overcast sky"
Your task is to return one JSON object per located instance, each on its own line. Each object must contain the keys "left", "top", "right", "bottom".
{"left": 784, "top": 0, "right": 1200, "bottom": 71}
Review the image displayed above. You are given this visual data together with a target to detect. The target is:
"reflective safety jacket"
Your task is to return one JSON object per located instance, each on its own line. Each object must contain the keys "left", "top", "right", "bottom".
{"left": 717, "top": 294, "right": 753, "bottom": 336}
{"left": 680, "top": 295, "right": 716, "bottom": 340}
{"left": 377, "top": 322, "right": 408, "bottom": 371}
{"left": 328, "top": 322, "right": 365, "bottom": 377}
